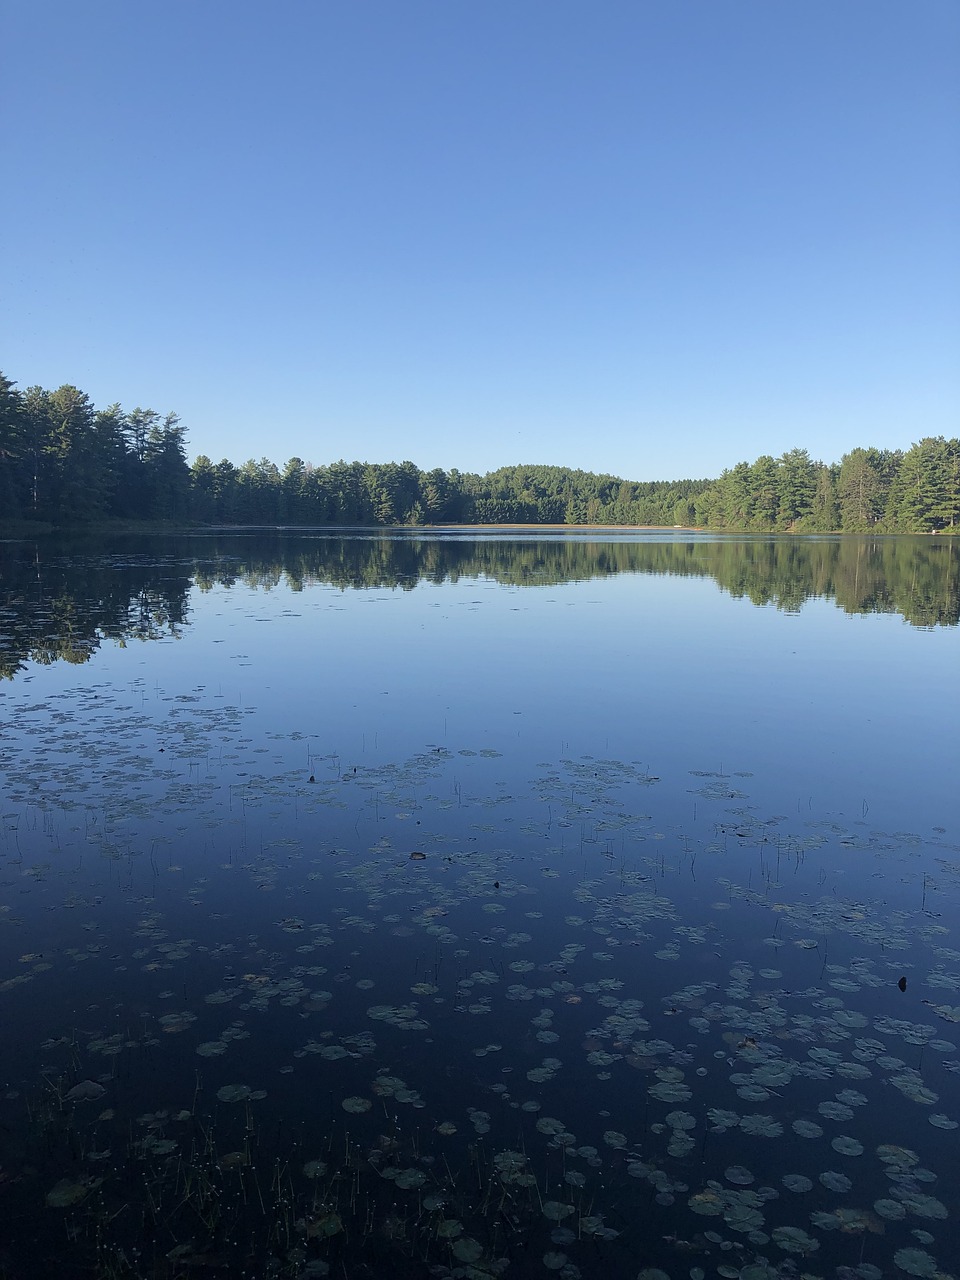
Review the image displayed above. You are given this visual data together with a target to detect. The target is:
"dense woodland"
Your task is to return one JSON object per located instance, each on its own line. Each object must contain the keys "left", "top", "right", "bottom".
{"left": 2, "top": 371, "right": 958, "bottom": 532}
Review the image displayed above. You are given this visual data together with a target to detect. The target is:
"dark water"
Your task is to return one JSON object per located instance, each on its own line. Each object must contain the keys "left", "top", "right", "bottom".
{"left": 0, "top": 531, "right": 957, "bottom": 1280}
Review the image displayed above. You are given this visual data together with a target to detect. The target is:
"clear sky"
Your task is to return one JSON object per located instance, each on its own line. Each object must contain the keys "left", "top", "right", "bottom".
{"left": 3, "top": 1, "right": 958, "bottom": 481}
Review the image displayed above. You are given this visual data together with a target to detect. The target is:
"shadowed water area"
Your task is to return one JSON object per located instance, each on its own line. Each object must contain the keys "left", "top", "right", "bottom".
{"left": 0, "top": 530, "right": 957, "bottom": 1280}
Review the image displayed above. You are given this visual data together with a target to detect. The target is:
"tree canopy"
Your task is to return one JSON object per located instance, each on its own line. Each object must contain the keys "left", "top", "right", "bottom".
{"left": 1, "top": 370, "right": 957, "bottom": 533}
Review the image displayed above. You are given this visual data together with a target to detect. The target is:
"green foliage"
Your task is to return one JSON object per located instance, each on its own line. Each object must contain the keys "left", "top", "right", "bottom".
{"left": 776, "top": 448, "right": 817, "bottom": 528}
{"left": 696, "top": 442, "right": 956, "bottom": 535}
{"left": 0, "top": 372, "right": 190, "bottom": 525}
{"left": 887, "top": 437, "right": 960, "bottom": 532}
{"left": 0, "top": 371, "right": 24, "bottom": 519}
{"left": 1, "top": 368, "right": 957, "bottom": 534}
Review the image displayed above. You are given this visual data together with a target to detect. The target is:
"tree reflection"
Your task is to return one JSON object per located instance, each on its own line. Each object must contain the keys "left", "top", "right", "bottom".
{"left": 1, "top": 533, "right": 956, "bottom": 676}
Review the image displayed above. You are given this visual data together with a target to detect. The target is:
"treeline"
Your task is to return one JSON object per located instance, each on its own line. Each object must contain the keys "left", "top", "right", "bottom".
{"left": 0, "top": 373, "right": 190, "bottom": 523}
{"left": 190, "top": 457, "right": 712, "bottom": 527}
{"left": 2, "top": 371, "right": 958, "bottom": 531}
{"left": 694, "top": 444, "right": 960, "bottom": 534}
{"left": 193, "top": 444, "right": 960, "bottom": 531}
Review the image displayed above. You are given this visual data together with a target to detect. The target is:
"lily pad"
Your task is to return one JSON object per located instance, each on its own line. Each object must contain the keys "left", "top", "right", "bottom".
{"left": 65, "top": 1080, "right": 106, "bottom": 1102}
{"left": 46, "top": 1176, "right": 100, "bottom": 1207}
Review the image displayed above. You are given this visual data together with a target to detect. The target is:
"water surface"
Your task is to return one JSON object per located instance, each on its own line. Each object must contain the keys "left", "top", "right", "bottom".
{"left": 0, "top": 531, "right": 957, "bottom": 1280}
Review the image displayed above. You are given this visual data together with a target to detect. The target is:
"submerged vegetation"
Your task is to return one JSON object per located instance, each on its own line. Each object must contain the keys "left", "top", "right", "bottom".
{"left": 2, "top": 371, "right": 959, "bottom": 532}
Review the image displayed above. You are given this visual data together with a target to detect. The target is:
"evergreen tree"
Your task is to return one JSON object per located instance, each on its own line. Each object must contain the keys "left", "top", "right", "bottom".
{"left": 838, "top": 448, "right": 883, "bottom": 531}
{"left": 747, "top": 456, "right": 779, "bottom": 528}
{"left": 810, "top": 464, "right": 839, "bottom": 531}
{"left": 281, "top": 458, "right": 306, "bottom": 523}
{"left": 144, "top": 413, "right": 190, "bottom": 519}
{"left": 2, "top": 365, "right": 958, "bottom": 536}
{"left": 891, "top": 437, "right": 960, "bottom": 532}
{"left": 210, "top": 459, "right": 240, "bottom": 521}
{"left": 777, "top": 448, "right": 817, "bottom": 528}
{"left": 0, "top": 372, "right": 24, "bottom": 519}
{"left": 191, "top": 454, "right": 218, "bottom": 521}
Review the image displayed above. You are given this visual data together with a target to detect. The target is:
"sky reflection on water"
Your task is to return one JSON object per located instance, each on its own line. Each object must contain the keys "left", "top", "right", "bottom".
{"left": 0, "top": 533, "right": 957, "bottom": 1279}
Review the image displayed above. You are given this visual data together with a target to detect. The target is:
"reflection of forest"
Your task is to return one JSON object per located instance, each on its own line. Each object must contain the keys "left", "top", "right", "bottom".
{"left": 1, "top": 533, "right": 956, "bottom": 675}
{"left": 0, "top": 538, "right": 193, "bottom": 678}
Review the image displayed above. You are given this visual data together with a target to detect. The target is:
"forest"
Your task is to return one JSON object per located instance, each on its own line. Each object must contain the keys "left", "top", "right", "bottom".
{"left": 1, "top": 371, "right": 958, "bottom": 533}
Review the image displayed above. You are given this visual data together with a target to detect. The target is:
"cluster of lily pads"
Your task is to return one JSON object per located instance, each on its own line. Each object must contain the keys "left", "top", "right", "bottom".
{"left": 1, "top": 672, "right": 958, "bottom": 1279}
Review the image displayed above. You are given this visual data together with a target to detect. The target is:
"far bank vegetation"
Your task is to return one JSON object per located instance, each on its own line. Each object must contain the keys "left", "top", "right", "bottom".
{"left": 1, "top": 371, "right": 957, "bottom": 533}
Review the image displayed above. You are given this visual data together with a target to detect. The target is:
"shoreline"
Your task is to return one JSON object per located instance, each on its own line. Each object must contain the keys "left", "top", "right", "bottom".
{"left": 2, "top": 519, "right": 955, "bottom": 539}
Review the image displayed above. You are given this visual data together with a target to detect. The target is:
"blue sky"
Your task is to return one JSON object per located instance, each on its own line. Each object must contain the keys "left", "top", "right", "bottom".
{"left": 3, "top": 1, "right": 958, "bottom": 480}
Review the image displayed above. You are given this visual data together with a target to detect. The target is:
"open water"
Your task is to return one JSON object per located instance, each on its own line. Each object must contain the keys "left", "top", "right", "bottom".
{"left": 0, "top": 530, "right": 957, "bottom": 1280}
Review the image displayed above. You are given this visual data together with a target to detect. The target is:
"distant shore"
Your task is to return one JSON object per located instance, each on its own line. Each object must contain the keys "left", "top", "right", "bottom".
{"left": 3, "top": 519, "right": 956, "bottom": 540}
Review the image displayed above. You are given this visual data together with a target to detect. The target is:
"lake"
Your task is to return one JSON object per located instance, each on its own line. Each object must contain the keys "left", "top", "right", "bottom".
{"left": 0, "top": 530, "right": 957, "bottom": 1280}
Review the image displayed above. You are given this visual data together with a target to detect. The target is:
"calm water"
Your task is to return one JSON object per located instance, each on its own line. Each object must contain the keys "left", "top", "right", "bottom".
{"left": 0, "top": 531, "right": 957, "bottom": 1280}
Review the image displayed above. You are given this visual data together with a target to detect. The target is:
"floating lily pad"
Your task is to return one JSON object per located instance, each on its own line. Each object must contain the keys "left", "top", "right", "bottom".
{"left": 874, "top": 1198, "right": 906, "bottom": 1220}
{"left": 928, "top": 1113, "right": 958, "bottom": 1129}
{"left": 831, "top": 1135, "right": 864, "bottom": 1156}
{"left": 310, "top": 1211, "right": 342, "bottom": 1238}
{"left": 46, "top": 1177, "right": 100, "bottom": 1207}
{"left": 451, "top": 1237, "right": 483, "bottom": 1262}
{"left": 216, "top": 1084, "right": 252, "bottom": 1103}
{"left": 689, "top": 1190, "right": 724, "bottom": 1216}
{"left": 196, "top": 1040, "right": 228, "bottom": 1057}
{"left": 819, "top": 1170, "right": 852, "bottom": 1193}
{"left": 782, "top": 1174, "right": 813, "bottom": 1193}
{"left": 771, "top": 1225, "right": 819, "bottom": 1255}
{"left": 793, "top": 1116, "right": 824, "bottom": 1136}
{"left": 893, "top": 1248, "right": 939, "bottom": 1277}
{"left": 66, "top": 1080, "right": 106, "bottom": 1102}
